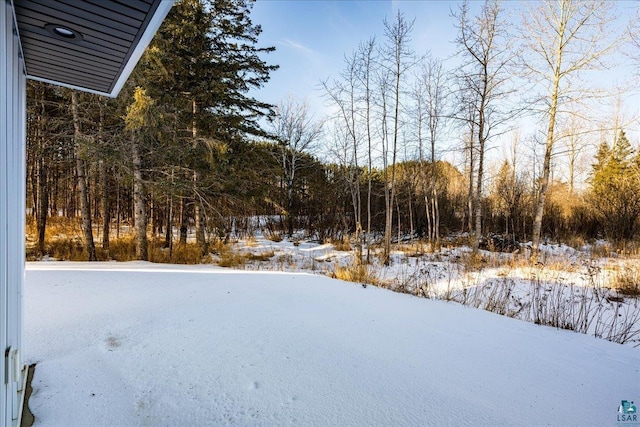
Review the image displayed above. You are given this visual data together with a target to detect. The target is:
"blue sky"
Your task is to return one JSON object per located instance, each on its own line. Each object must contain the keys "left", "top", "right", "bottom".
{"left": 249, "top": 0, "right": 639, "bottom": 176}
{"left": 251, "top": 0, "right": 475, "bottom": 114}
{"left": 251, "top": 0, "right": 637, "bottom": 115}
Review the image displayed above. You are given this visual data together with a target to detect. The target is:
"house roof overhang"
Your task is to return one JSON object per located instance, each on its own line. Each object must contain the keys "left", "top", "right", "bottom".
{"left": 12, "top": 0, "right": 174, "bottom": 97}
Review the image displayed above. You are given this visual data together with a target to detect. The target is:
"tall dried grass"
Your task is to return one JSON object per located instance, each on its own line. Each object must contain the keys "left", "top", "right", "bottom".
{"left": 331, "top": 262, "right": 378, "bottom": 286}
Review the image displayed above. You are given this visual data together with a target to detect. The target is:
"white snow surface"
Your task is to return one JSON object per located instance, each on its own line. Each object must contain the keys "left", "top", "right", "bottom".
{"left": 25, "top": 261, "right": 639, "bottom": 426}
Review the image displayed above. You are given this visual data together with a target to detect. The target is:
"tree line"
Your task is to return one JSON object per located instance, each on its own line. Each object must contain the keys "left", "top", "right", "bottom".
{"left": 26, "top": 0, "right": 639, "bottom": 262}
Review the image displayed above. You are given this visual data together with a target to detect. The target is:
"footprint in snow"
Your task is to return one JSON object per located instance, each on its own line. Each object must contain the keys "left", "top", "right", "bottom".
{"left": 105, "top": 335, "right": 121, "bottom": 350}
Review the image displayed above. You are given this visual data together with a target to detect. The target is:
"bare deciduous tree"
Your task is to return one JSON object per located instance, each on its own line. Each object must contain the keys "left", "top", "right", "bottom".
{"left": 413, "top": 54, "right": 448, "bottom": 245}
{"left": 357, "top": 38, "right": 377, "bottom": 263}
{"left": 453, "top": 0, "right": 513, "bottom": 251}
{"left": 627, "top": 6, "right": 640, "bottom": 73}
{"left": 522, "top": 0, "right": 618, "bottom": 253}
{"left": 272, "top": 97, "right": 323, "bottom": 236}
{"left": 322, "top": 49, "right": 364, "bottom": 260}
{"left": 379, "top": 11, "right": 415, "bottom": 264}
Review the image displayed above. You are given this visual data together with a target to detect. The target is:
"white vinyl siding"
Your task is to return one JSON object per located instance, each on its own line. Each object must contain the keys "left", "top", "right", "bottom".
{"left": 2, "top": 2, "right": 172, "bottom": 425}
{"left": 1, "top": 2, "right": 27, "bottom": 426}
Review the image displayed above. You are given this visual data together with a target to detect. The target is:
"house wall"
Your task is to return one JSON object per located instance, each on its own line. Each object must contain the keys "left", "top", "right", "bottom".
{"left": 1, "top": 2, "right": 27, "bottom": 426}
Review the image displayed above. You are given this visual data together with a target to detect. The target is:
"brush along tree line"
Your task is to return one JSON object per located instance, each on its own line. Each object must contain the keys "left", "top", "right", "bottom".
{"left": 25, "top": 0, "right": 638, "bottom": 261}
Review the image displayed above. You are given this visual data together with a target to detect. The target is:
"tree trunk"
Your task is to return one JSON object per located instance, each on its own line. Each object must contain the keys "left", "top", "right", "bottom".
{"left": 396, "top": 197, "right": 401, "bottom": 243}
{"left": 194, "top": 173, "right": 207, "bottom": 255}
{"left": 532, "top": 15, "right": 565, "bottom": 254}
{"left": 131, "top": 132, "right": 148, "bottom": 260}
{"left": 179, "top": 198, "right": 187, "bottom": 244}
{"left": 191, "top": 98, "right": 207, "bottom": 254}
{"left": 100, "top": 162, "right": 110, "bottom": 251}
{"left": 432, "top": 186, "right": 440, "bottom": 245}
{"left": 385, "top": 36, "right": 402, "bottom": 265}
{"left": 36, "top": 155, "right": 48, "bottom": 256}
{"left": 474, "top": 134, "right": 485, "bottom": 251}
{"left": 408, "top": 185, "right": 414, "bottom": 242}
{"left": 286, "top": 173, "right": 295, "bottom": 237}
{"left": 116, "top": 182, "right": 121, "bottom": 239}
{"left": 71, "top": 91, "right": 97, "bottom": 261}
{"left": 425, "top": 190, "right": 432, "bottom": 243}
{"left": 35, "top": 88, "right": 48, "bottom": 255}
{"left": 364, "top": 42, "right": 374, "bottom": 264}
{"left": 98, "top": 101, "right": 110, "bottom": 252}
{"left": 430, "top": 119, "right": 440, "bottom": 245}
{"left": 472, "top": 66, "right": 489, "bottom": 253}
{"left": 165, "top": 195, "right": 173, "bottom": 253}
{"left": 165, "top": 168, "right": 174, "bottom": 251}
{"left": 467, "top": 127, "right": 475, "bottom": 235}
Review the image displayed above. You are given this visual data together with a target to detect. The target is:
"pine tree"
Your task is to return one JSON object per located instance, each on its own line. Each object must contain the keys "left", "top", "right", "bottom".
{"left": 589, "top": 130, "right": 640, "bottom": 240}
{"left": 142, "top": 0, "right": 277, "bottom": 141}
{"left": 124, "top": 87, "right": 158, "bottom": 260}
{"left": 137, "top": 0, "right": 278, "bottom": 252}
{"left": 70, "top": 90, "right": 98, "bottom": 261}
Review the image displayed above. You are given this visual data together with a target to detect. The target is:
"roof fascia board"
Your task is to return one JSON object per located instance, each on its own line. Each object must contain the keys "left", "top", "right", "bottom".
{"left": 8, "top": 0, "right": 26, "bottom": 76}
{"left": 108, "top": 0, "right": 174, "bottom": 98}
{"left": 24, "top": 74, "right": 115, "bottom": 97}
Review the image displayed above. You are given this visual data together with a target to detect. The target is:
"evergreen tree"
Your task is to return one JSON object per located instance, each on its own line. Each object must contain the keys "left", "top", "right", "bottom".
{"left": 138, "top": 0, "right": 278, "bottom": 251}
{"left": 125, "top": 88, "right": 158, "bottom": 260}
{"left": 592, "top": 141, "right": 611, "bottom": 175}
{"left": 589, "top": 130, "right": 640, "bottom": 240}
{"left": 143, "top": 0, "right": 277, "bottom": 141}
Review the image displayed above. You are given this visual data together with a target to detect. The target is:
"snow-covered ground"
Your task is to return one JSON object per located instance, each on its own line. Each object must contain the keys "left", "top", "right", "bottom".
{"left": 225, "top": 235, "right": 640, "bottom": 345}
{"left": 25, "top": 261, "right": 639, "bottom": 426}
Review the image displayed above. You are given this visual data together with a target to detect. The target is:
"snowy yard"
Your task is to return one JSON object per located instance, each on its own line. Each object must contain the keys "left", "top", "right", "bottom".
{"left": 25, "top": 261, "right": 639, "bottom": 426}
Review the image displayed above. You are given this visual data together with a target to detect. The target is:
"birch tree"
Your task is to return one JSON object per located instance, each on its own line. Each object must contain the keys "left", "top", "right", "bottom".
{"left": 522, "top": 0, "right": 618, "bottom": 253}
{"left": 357, "top": 38, "right": 377, "bottom": 262}
{"left": 453, "top": 0, "right": 512, "bottom": 251}
{"left": 379, "top": 11, "right": 415, "bottom": 264}
{"left": 414, "top": 54, "right": 448, "bottom": 245}
{"left": 322, "top": 49, "right": 364, "bottom": 260}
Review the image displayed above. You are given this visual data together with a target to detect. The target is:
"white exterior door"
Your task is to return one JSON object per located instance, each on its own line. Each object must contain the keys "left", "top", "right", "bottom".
{"left": 1, "top": 2, "right": 27, "bottom": 427}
